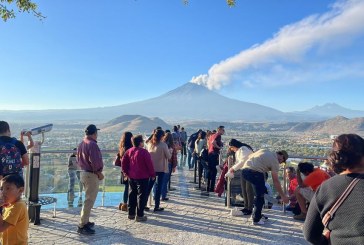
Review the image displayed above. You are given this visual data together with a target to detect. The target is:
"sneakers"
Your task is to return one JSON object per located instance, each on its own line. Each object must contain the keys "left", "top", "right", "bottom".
{"left": 161, "top": 197, "right": 169, "bottom": 201}
{"left": 86, "top": 222, "right": 95, "bottom": 228}
{"left": 293, "top": 213, "right": 306, "bottom": 221}
{"left": 144, "top": 207, "right": 150, "bottom": 211}
{"left": 153, "top": 207, "right": 164, "bottom": 212}
{"left": 252, "top": 219, "right": 265, "bottom": 225}
{"left": 135, "top": 216, "right": 147, "bottom": 222}
{"left": 128, "top": 215, "right": 136, "bottom": 220}
{"left": 77, "top": 224, "right": 95, "bottom": 235}
{"left": 242, "top": 209, "right": 252, "bottom": 215}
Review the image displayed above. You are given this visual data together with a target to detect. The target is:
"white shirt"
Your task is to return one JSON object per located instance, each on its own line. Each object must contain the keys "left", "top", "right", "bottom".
{"left": 231, "top": 146, "right": 254, "bottom": 171}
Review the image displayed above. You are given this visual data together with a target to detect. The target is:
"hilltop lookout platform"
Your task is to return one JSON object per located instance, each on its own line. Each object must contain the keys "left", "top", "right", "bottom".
{"left": 28, "top": 168, "right": 307, "bottom": 245}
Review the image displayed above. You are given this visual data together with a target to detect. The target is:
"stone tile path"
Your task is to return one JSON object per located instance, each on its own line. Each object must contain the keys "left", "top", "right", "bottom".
{"left": 29, "top": 168, "right": 308, "bottom": 245}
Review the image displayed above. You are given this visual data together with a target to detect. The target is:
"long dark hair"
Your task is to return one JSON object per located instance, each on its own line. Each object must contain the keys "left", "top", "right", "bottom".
{"left": 119, "top": 132, "right": 133, "bottom": 158}
{"left": 163, "top": 132, "right": 174, "bottom": 148}
{"left": 151, "top": 129, "right": 165, "bottom": 145}
{"left": 228, "top": 138, "right": 254, "bottom": 152}
{"left": 327, "top": 134, "right": 364, "bottom": 174}
{"left": 196, "top": 131, "right": 206, "bottom": 144}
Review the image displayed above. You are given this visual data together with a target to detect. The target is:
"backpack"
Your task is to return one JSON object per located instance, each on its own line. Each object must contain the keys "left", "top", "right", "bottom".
{"left": 187, "top": 133, "right": 198, "bottom": 148}
{"left": 0, "top": 138, "right": 22, "bottom": 176}
{"left": 199, "top": 148, "right": 209, "bottom": 162}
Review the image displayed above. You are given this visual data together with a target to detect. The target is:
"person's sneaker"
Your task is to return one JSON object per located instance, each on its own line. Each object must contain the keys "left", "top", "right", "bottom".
{"left": 169, "top": 187, "right": 176, "bottom": 191}
{"left": 144, "top": 207, "right": 150, "bottom": 211}
{"left": 242, "top": 210, "right": 252, "bottom": 215}
{"left": 261, "top": 214, "right": 269, "bottom": 220}
{"left": 77, "top": 225, "right": 95, "bottom": 235}
{"left": 86, "top": 222, "right": 95, "bottom": 228}
{"left": 293, "top": 213, "right": 306, "bottom": 221}
{"left": 121, "top": 203, "right": 128, "bottom": 211}
{"left": 128, "top": 215, "right": 136, "bottom": 220}
{"left": 135, "top": 216, "right": 147, "bottom": 222}
{"left": 252, "top": 219, "right": 265, "bottom": 225}
{"left": 153, "top": 207, "right": 164, "bottom": 212}
{"left": 161, "top": 197, "right": 169, "bottom": 201}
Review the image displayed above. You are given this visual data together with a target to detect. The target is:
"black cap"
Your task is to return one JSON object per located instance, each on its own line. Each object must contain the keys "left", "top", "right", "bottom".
{"left": 85, "top": 124, "right": 100, "bottom": 135}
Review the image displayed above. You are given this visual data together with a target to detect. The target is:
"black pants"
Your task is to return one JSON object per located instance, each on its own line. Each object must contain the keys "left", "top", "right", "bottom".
{"left": 207, "top": 153, "right": 219, "bottom": 192}
{"left": 181, "top": 142, "right": 187, "bottom": 156}
{"left": 128, "top": 178, "right": 149, "bottom": 217}
{"left": 242, "top": 169, "right": 267, "bottom": 222}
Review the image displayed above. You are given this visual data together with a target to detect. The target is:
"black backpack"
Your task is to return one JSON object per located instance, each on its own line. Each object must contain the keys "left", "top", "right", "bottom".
{"left": 0, "top": 138, "right": 22, "bottom": 176}
{"left": 187, "top": 132, "right": 198, "bottom": 148}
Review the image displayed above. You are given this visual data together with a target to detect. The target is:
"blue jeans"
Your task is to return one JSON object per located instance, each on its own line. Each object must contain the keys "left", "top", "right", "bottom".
{"left": 242, "top": 169, "right": 267, "bottom": 222}
{"left": 187, "top": 147, "right": 196, "bottom": 169}
{"left": 123, "top": 180, "right": 129, "bottom": 204}
{"left": 161, "top": 163, "right": 172, "bottom": 199}
{"left": 147, "top": 172, "right": 165, "bottom": 209}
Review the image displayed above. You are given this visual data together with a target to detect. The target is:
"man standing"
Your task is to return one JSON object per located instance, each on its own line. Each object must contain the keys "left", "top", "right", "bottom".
{"left": 187, "top": 129, "right": 201, "bottom": 170}
{"left": 180, "top": 127, "right": 187, "bottom": 157}
{"left": 242, "top": 149, "right": 290, "bottom": 225}
{"left": 207, "top": 126, "right": 225, "bottom": 192}
{"left": 293, "top": 162, "right": 330, "bottom": 221}
{"left": 77, "top": 124, "right": 104, "bottom": 235}
{"left": 0, "top": 121, "right": 29, "bottom": 179}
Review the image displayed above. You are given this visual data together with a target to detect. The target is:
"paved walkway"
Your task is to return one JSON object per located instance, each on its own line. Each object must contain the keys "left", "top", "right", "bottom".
{"left": 29, "top": 168, "right": 308, "bottom": 245}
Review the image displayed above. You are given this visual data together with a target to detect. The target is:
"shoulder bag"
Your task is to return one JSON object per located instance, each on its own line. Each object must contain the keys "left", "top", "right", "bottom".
{"left": 322, "top": 177, "right": 360, "bottom": 243}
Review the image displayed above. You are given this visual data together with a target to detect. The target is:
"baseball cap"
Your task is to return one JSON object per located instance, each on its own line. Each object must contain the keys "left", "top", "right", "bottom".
{"left": 85, "top": 124, "right": 100, "bottom": 135}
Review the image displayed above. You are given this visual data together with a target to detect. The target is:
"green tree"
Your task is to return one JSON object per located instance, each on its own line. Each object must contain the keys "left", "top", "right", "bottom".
{"left": 0, "top": 0, "right": 44, "bottom": 21}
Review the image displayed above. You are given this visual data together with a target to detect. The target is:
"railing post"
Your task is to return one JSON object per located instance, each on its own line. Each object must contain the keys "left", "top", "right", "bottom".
{"left": 226, "top": 155, "right": 233, "bottom": 209}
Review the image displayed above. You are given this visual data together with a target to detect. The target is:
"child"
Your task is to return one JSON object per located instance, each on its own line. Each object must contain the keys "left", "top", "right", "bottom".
{"left": 0, "top": 174, "right": 28, "bottom": 245}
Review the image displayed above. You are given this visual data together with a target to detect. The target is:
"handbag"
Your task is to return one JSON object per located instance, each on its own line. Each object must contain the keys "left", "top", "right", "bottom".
{"left": 113, "top": 153, "right": 121, "bottom": 167}
{"left": 321, "top": 178, "right": 360, "bottom": 243}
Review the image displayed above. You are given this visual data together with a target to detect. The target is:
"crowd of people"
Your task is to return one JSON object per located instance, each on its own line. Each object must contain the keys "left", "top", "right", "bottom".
{"left": 0, "top": 120, "right": 363, "bottom": 244}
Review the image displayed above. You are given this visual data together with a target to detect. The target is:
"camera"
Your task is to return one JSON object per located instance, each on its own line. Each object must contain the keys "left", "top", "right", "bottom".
{"left": 21, "top": 124, "right": 53, "bottom": 136}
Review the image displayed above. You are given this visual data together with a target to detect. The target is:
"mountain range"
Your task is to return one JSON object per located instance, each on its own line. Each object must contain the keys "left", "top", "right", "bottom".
{"left": 1, "top": 83, "right": 363, "bottom": 123}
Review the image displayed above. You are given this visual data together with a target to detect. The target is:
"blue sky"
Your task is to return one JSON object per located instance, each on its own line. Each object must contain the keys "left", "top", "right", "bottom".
{"left": 1, "top": 0, "right": 363, "bottom": 112}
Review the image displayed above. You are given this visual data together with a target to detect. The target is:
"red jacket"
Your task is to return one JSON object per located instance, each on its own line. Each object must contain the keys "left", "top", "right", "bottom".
{"left": 122, "top": 147, "right": 155, "bottom": 179}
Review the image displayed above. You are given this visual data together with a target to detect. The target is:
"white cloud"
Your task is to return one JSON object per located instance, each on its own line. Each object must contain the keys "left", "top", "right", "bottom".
{"left": 190, "top": 0, "right": 364, "bottom": 90}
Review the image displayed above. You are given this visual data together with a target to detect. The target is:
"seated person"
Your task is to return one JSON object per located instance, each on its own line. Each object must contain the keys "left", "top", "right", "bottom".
{"left": 285, "top": 166, "right": 298, "bottom": 211}
{"left": 293, "top": 162, "right": 330, "bottom": 221}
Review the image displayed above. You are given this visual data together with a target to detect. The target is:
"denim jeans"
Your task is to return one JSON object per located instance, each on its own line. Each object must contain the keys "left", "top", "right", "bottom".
{"left": 187, "top": 147, "right": 197, "bottom": 169}
{"left": 242, "top": 169, "right": 267, "bottom": 222}
{"left": 128, "top": 178, "right": 149, "bottom": 217}
{"left": 161, "top": 163, "right": 172, "bottom": 199}
{"left": 123, "top": 180, "right": 129, "bottom": 204}
{"left": 147, "top": 172, "right": 165, "bottom": 209}
{"left": 68, "top": 169, "right": 77, "bottom": 195}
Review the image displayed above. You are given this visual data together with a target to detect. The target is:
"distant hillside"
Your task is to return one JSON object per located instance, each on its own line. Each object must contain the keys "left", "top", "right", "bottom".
{"left": 302, "top": 116, "right": 364, "bottom": 134}
{"left": 183, "top": 116, "right": 364, "bottom": 135}
{"left": 300, "top": 103, "right": 364, "bottom": 118}
{"left": 1, "top": 84, "right": 363, "bottom": 123}
{"left": 101, "top": 115, "right": 171, "bottom": 133}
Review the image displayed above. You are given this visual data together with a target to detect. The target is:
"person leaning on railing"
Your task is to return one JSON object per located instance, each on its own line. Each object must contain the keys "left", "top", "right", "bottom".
{"left": 241, "top": 149, "right": 290, "bottom": 225}
{"left": 303, "top": 134, "right": 364, "bottom": 245}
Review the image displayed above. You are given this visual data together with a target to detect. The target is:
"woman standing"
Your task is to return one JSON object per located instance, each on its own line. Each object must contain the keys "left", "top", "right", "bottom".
{"left": 146, "top": 129, "right": 171, "bottom": 211}
{"left": 303, "top": 134, "right": 364, "bottom": 244}
{"left": 121, "top": 135, "right": 155, "bottom": 222}
{"left": 118, "top": 132, "right": 133, "bottom": 211}
{"left": 161, "top": 132, "right": 177, "bottom": 201}
{"left": 227, "top": 139, "right": 254, "bottom": 215}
